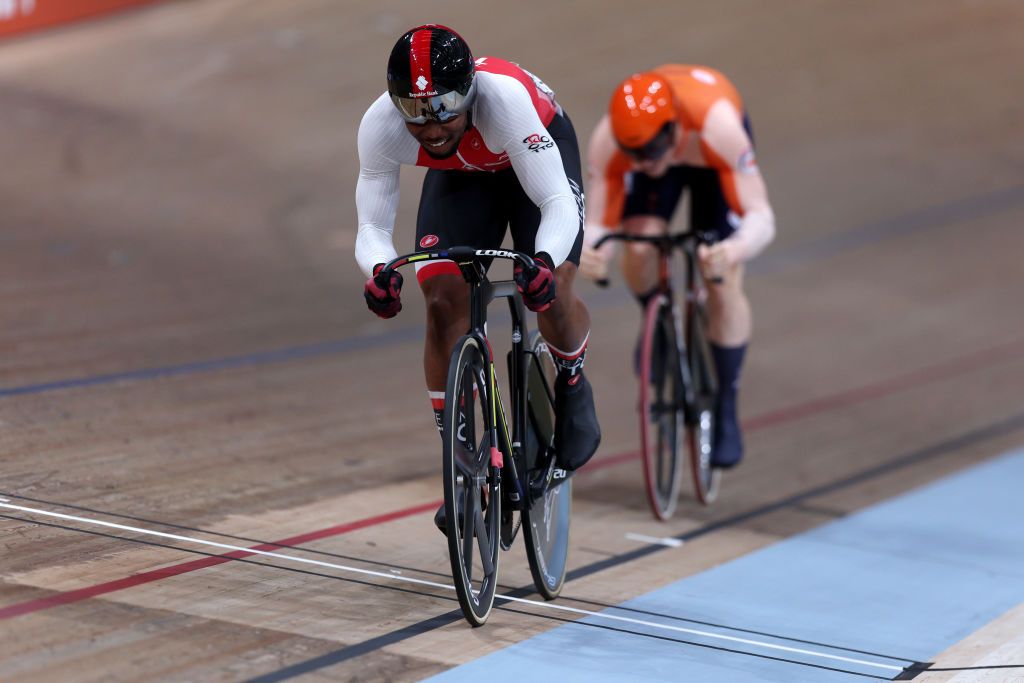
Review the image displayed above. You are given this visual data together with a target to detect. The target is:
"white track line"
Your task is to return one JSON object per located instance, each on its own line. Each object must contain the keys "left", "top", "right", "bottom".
{"left": 625, "top": 532, "right": 684, "bottom": 547}
{"left": 0, "top": 500, "right": 906, "bottom": 672}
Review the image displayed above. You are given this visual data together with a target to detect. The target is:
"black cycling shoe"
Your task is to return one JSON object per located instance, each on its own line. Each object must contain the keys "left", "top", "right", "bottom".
{"left": 554, "top": 371, "right": 601, "bottom": 471}
{"left": 710, "top": 398, "right": 743, "bottom": 468}
{"left": 433, "top": 503, "right": 449, "bottom": 535}
{"left": 434, "top": 489, "right": 470, "bottom": 537}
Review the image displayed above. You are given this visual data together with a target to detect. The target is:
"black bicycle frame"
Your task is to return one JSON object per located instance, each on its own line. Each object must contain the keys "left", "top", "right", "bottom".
{"left": 454, "top": 258, "right": 529, "bottom": 508}
{"left": 380, "top": 247, "right": 542, "bottom": 507}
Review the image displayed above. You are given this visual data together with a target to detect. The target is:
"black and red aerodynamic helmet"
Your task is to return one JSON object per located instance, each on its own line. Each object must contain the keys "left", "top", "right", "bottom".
{"left": 387, "top": 24, "right": 476, "bottom": 124}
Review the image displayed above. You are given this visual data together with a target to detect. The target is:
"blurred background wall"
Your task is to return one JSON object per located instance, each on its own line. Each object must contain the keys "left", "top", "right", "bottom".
{"left": 0, "top": 0, "right": 163, "bottom": 39}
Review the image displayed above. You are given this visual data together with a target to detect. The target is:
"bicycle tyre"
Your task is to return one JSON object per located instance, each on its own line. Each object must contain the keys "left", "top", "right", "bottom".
{"left": 638, "top": 294, "right": 686, "bottom": 521}
{"left": 686, "top": 300, "right": 721, "bottom": 505}
{"left": 521, "top": 329, "right": 572, "bottom": 600}
{"left": 443, "top": 335, "right": 501, "bottom": 626}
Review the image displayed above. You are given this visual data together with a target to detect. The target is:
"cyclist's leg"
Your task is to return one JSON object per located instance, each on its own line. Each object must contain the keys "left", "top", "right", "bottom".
{"left": 689, "top": 166, "right": 751, "bottom": 468}
{"left": 416, "top": 169, "right": 507, "bottom": 433}
{"left": 417, "top": 169, "right": 508, "bottom": 532}
{"left": 509, "top": 111, "right": 599, "bottom": 471}
{"left": 617, "top": 167, "right": 683, "bottom": 377}
{"left": 620, "top": 166, "right": 687, "bottom": 307}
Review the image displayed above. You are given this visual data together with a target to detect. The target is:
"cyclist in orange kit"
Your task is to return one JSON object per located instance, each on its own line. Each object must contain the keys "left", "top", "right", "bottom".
{"left": 580, "top": 66, "right": 776, "bottom": 468}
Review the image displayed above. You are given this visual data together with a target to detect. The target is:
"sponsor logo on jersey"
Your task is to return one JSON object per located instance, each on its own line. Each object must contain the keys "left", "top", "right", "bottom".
{"left": 419, "top": 234, "right": 440, "bottom": 248}
{"left": 523, "top": 133, "right": 554, "bottom": 153}
{"left": 737, "top": 147, "right": 758, "bottom": 174}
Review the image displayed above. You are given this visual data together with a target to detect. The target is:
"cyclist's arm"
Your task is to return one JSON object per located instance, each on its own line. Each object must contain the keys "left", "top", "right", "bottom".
{"left": 476, "top": 74, "right": 580, "bottom": 267}
{"left": 584, "top": 115, "right": 630, "bottom": 238}
{"left": 354, "top": 96, "right": 416, "bottom": 276}
{"left": 700, "top": 100, "right": 776, "bottom": 263}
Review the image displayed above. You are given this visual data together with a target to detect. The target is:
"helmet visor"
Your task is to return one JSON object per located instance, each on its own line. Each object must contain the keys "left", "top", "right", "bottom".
{"left": 391, "top": 85, "right": 475, "bottom": 124}
{"left": 620, "top": 122, "right": 676, "bottom": 161}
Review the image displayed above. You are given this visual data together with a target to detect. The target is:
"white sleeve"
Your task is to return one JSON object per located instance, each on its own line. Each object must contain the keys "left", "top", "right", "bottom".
{"left": 475, "top": 74, "right": 580, "bottom": 267}
{"left": 354, "top": 95, "right": 419, "bottom": 277}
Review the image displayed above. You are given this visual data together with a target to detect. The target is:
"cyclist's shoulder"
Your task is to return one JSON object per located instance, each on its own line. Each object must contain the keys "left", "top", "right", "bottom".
{"left": 357, "top": 93, "right": 417, "bottom": 164}
{"left": 587, "top": 115, "right": 629, "bottom": 173}
{"left": 701, "top": 100, "right": 752, "bottom": 157}
{"left": 654, "top": 64, "right": 739, "bottom": 93}
{"left": 655, "top": 64, "right": 744, "bottom": 128}
{"left": 474, "top": 59, "right": 533, "bottom": 99}
{"left": 473, "top": 71, "right": 540, "bottom": 129}
{"left": 359, "top": 92, "right": 402, "bottom": 131}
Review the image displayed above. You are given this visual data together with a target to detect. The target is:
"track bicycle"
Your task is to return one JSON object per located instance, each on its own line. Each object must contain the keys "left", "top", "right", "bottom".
{"left": 595, "top": 231, "right": 722, "bottom": 519}
{"left": 378, "top": 247, "right": 572, "bottom": 626}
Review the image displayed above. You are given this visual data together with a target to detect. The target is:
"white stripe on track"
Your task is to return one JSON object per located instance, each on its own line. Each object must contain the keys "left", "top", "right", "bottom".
{"left": 0, "top": 500, "right": 907, "bottom": 672}
{"left": 625, "top": 532, "right": 684, "bottom": 547}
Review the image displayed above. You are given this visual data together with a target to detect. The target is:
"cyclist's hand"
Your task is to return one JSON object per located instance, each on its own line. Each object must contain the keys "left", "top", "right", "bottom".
{"left": 579, "top": 225, "right": 613, "bottom": 281}
{"left": 697, "top": 242, "right": 737, "bottom": 282}
{"left": 514, "top": 252, "right": 556, "bottom": 312}
{"left": 364, "top": 264, "right": 403, "bottom": 318}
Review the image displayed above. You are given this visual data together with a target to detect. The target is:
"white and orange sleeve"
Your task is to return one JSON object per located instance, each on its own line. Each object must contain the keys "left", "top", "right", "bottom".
{"left": 699, "top": 100, "right": 776, "bottom": 262}
{"left": 584, "top": 115, "right": 631, "bottom": 242}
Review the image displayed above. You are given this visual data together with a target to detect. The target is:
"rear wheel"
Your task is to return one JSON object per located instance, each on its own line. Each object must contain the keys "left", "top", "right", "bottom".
{"left": 686, "top": 301, "right": 721, "bottom": 505}
{"left": 443, "top": 335, "right": 501, "bottom": 626}
{"left": 521, "top": 330, "right": 571, "bottom": 600}
{"left": 638, "top": 295, "right": 685, "bottom": 520}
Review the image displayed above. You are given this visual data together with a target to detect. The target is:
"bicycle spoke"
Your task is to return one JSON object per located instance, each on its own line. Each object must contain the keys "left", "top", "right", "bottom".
{"left": 454, "top": 442, "right": 477, "bottom": 474}
{"left": 461, "top": 485, "right": 475, "bottom": 579}
{"left": 474, "top": 504, "right": 494, "bottom": 576}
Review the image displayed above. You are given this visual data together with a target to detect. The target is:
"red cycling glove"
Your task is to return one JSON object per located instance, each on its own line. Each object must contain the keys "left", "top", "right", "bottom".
{"left": 364, "top": 264, "right": 403, "bottom": 319}
{"left": 513, "top": 252, "right": 556, "bottom": 312}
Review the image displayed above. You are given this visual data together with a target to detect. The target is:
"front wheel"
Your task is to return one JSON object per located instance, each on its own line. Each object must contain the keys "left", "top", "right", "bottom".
{"left": 443, "top": 335, "right": 501, "bottom": 626}
{"left": 638, "top": 295, "right": 686, "bottom": 520}
{"left": 521, "top": 330, "right": 571, "bottom": 600}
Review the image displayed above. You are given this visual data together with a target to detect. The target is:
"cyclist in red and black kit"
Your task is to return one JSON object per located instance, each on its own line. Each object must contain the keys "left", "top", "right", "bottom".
{"left": 356, "top": 25, "right": 601, "bottom": 532}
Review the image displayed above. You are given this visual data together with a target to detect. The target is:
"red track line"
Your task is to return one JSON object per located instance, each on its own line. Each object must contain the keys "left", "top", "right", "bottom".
{"left": 742, "top": 338, "right": 1024, "bottom": 432}
{"left": 3, "top": 339, "right": 1021, "bottom": 620}
{"left": 0, "top": 501, "right": 439, "bottom": 620}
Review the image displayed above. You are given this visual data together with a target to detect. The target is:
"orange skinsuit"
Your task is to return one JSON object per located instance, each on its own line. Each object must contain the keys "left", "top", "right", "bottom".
{"left": 585, "top": 65, "right": 774, "bottom": 263}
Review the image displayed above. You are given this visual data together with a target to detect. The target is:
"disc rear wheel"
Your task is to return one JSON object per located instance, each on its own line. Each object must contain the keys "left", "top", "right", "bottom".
{"left": 521, "top": 330, "right": 571, "bottom": 600}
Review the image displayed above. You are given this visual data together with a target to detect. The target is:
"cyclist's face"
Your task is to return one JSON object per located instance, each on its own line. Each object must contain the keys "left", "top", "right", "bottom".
{"left": 628, "top": 125, "right": 682, "bottom": 178}
{"left": 634, "top": 154, "right": 672, "bottom": 178}
{"left": 405, "top": 115, "right": 470, "bottom": 159}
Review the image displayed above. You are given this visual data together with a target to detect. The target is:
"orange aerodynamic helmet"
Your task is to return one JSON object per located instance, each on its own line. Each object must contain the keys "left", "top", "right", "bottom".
{"left": 608, "top": 71, "right": 678, "bottom": 160}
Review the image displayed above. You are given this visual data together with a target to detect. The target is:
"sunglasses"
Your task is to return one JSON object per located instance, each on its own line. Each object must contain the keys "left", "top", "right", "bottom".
{"left": 391, "top": 85, "right": 475, "bottom": 125}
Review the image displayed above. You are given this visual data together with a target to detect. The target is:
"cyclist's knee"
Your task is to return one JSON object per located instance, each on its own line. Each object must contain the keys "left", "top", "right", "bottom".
{"left": 422, "top": 274, "right": 468, "bottom": 327}
{"left": 708, "top": 262, "right": 746, "bottom": 300}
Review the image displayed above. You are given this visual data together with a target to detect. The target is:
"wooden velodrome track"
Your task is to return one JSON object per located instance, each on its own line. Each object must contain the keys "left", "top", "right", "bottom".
{"left": 2, "top": 1, "right": 1023, "bottom": 681}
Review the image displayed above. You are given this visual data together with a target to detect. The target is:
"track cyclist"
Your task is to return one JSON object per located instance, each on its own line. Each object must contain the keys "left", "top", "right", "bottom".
{"left": 355, "top": 25, "right": 601, "bottom": 530}
{"left": 580, "top": 66, "right": 776, "bottom": 469}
